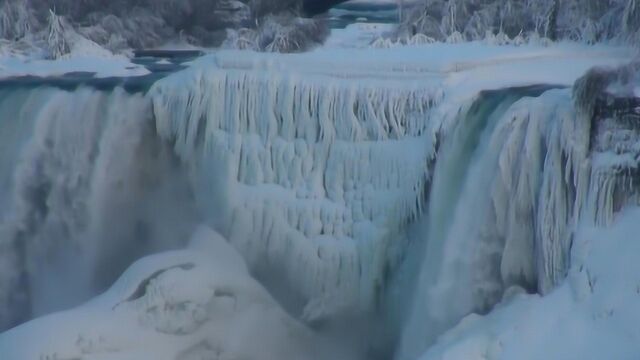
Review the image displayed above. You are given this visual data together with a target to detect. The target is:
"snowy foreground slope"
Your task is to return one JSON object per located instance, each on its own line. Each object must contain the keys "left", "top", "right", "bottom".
{"left": 0, "top": 226, "right": 322, "bottom": 360}
{"left": 0, "top": 41, "right": 637, "bottom": 360}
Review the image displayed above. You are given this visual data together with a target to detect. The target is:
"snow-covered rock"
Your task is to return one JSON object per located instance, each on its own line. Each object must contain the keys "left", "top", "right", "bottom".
{"left": 0, "top": 226, "right": 320, "bottom": 360}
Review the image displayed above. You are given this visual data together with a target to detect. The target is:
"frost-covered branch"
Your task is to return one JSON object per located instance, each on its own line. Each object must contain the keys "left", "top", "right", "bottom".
{"left": 45, "top": 10, "right": 71, "bottom": 59}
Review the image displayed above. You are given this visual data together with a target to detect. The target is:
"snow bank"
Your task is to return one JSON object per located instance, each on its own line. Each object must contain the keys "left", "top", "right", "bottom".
{"left": 0, "top": 10, "right": 149, "bottom": 79}
{"left": 398, "top": 87, "right": 592, "bottom": 359}
{"left": 0, "top": 226, "right": 319, "bottom": 360}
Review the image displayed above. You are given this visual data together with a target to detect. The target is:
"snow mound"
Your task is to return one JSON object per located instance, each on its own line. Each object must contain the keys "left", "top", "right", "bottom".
{"left": 0, "top": 226, "right": 318, "bottom": 360}
{"left": 0, "top": 10, "right": 148, "bottom": 78}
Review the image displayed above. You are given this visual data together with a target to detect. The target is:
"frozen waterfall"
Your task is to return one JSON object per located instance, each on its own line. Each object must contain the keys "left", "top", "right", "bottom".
{"left": 150, "top": 62, "right": 443, "bottom": 320}
{"left": 399, "top": 70, "right": 640, "bottom": 358}
{"left": 0, "top": 45, "right": 636, "bottom": 359}
{"left": 0, "top": 85, "right": 199, "bottom": 329}
{"left": 0, "top": 58, "right": 445, "bottom": 331}
{"left": 398, "top": 87, "right": 586, "bottom": 359}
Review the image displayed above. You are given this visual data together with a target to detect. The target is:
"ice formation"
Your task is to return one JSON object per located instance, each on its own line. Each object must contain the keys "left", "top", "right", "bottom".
{"left": 399, "top": 61, "right": 640, "bottom": 359}
{"left": 150, "top": 55, "right": 442, "bottom": 319}
{"left": 0, "top": 86, "right": 198, "bottom": 328}
{"left": 398, "top": 87, "right": 589, "bottom": 359}
{"left": 0, "top": 39, "right": 637, "bottom": 360}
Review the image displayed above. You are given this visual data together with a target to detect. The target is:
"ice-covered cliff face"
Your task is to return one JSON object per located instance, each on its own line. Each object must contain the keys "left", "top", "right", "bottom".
{"left": 0, "top": 44, "right": 635, "bottom": 358}
{"left": 0, "top": 227, "right": 326, "bottom": 360}
{"left": 149, "top": 57, "right": 442, "bottom": 321}
{"left": 410, "top": 64, "right": 640, "bottom": 360}
{"left": 0, "top": 85, "right": 199, "bottom": 328}
{"left": 398, "top": 87, "right": 588, "bottom": 359}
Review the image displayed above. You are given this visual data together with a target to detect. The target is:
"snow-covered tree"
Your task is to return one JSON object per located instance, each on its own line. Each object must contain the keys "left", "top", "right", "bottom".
{"left": 394, "top": 0, "right": 636, "bottom": 45}
{"left": 45, "top": 10, "right": 72, "bottom": 59}
{"left": 0, "top": 0, "right": 39, "bottom": 41}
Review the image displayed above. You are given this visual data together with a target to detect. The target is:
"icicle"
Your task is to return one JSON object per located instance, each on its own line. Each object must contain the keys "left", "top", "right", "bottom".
{"left": 399, "top": 86, "right": 599, "bottom": 359}
{"left": 150, "top": 59, "right": 443, "bottom": 318}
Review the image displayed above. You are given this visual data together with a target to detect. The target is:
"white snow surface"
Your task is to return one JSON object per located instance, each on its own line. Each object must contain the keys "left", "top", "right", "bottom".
{"left": 0, "top": 38, "right": 149, "bottom": 78}
{"left": 0, "top": 226, "right": 319, "bottom": 360}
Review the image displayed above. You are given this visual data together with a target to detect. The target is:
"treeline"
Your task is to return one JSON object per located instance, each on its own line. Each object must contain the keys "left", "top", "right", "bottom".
{"left": 0, "top": 0, "right": 328, "bottom": 57}
{"left": 395, "top": 0, "right": 639, "bottom": 44}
